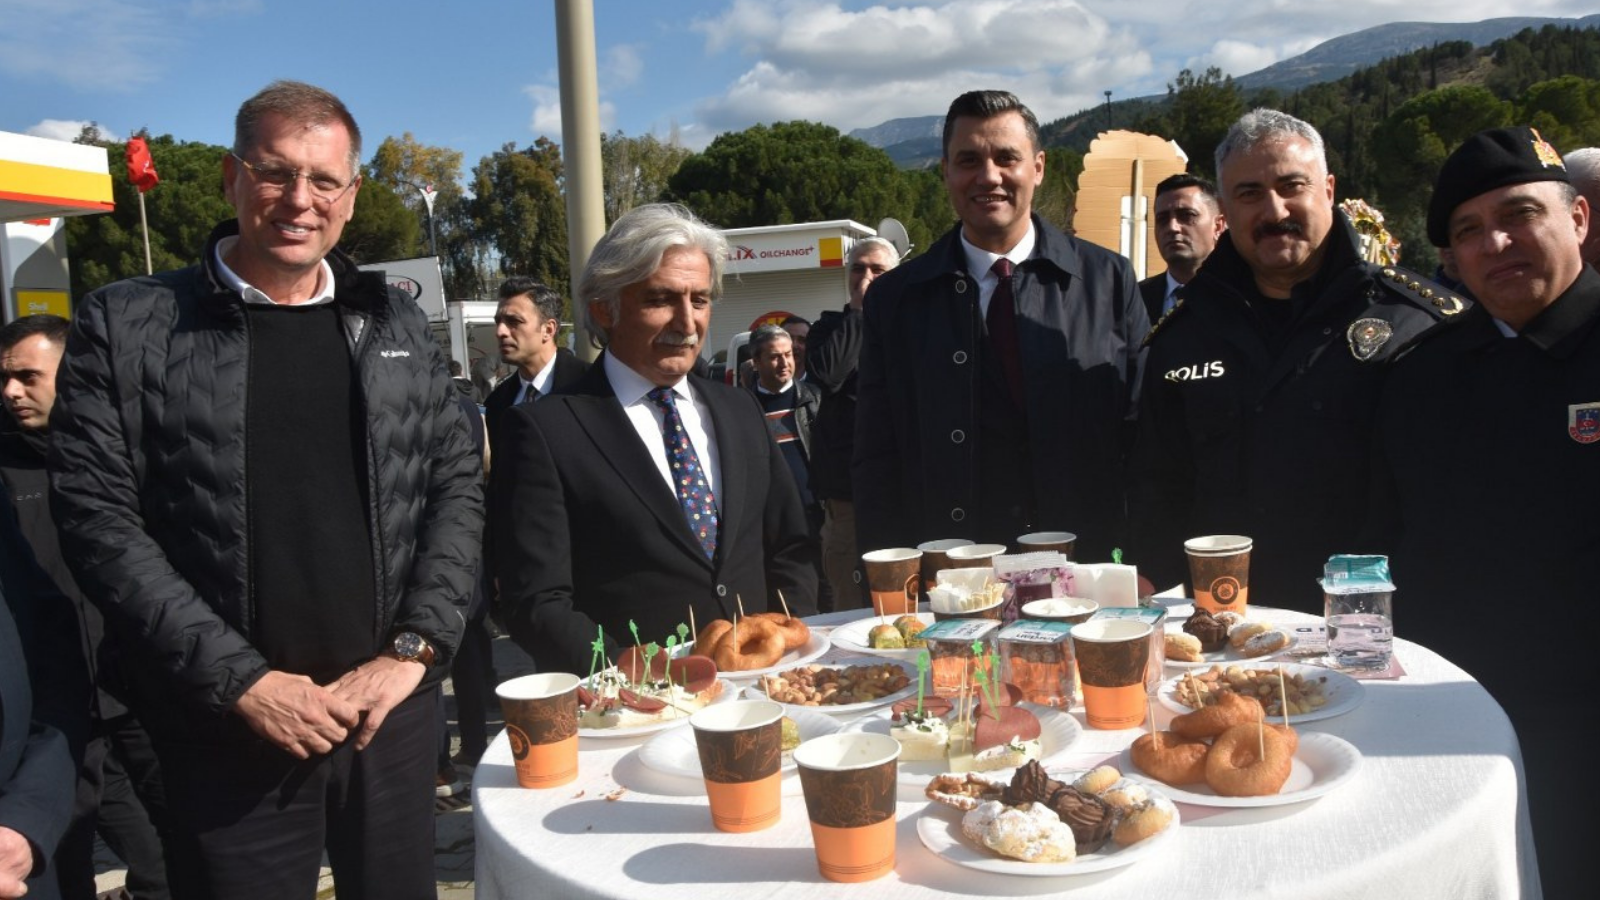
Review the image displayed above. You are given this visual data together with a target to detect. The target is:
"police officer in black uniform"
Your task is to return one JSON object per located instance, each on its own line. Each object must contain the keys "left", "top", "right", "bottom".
{"left": 1372, "top": 126, "right": 1598, "bottom": 898}
{"left": 1128, "top": 109, "right": 1467, "bottom": 611}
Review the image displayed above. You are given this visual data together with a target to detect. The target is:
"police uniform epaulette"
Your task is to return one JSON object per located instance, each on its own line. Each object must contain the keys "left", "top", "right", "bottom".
{"left": 1373, "top": 265, "right": 1468, "bottom": 320}
{"left": 1141, "top": 295, "right": 1187, "bottom": 348}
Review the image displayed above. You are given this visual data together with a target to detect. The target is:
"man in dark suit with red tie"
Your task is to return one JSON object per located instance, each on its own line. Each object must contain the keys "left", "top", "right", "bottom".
{"left": 482, "top": 277, "right": 590, "bottom": 452}
{"left": 490, "top": 204, "right": 817, "bottom": 674}
{"left": 854, "top": 91, "right": 1147, "bottom": 560}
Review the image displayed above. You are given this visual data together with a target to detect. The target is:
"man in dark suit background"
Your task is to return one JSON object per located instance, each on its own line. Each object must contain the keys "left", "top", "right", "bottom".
{"left": 1, "top": 490, "right": 88, "bottom": 900}
{"left": 482, "top": 277, "right": 590, "bottom": 451}
{"left": 1138, "top": 174, "right": 1226, "bottom": 325}
{"left": 491, "top": 203, "right": 817, "bottom": 674}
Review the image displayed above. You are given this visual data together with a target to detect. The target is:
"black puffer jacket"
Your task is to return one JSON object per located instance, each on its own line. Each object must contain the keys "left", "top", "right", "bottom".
{"left": 48, "top": 221, "right": 483, "bottom": 726}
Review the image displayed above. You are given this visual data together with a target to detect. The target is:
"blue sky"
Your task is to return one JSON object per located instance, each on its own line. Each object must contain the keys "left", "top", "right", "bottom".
{"left": 2, "top": 0, "right": 1593, "bottom": 179}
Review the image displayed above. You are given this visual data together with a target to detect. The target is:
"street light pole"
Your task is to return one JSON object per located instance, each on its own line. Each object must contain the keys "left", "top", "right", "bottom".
{"left": 395, "top": 179, "right": 439, "bottom": 259}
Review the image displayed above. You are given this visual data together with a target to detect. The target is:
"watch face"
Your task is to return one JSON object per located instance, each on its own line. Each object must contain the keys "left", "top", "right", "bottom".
{"left": 395, "top": 632, "right": 424, "bottom": 659}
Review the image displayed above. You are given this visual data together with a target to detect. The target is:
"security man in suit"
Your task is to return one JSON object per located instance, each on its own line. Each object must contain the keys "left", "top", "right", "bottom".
{"left": 483, "top": 277, "right": 590, "bottom": 452}
{"left": 1129, "top": 109, "right": 1466, "bottom": 610}
{"left": 1138, "top": 173, "right": 1226, "bottom": 323}
{"left": 491, "top": 203, "right": 817, "bottom": 675}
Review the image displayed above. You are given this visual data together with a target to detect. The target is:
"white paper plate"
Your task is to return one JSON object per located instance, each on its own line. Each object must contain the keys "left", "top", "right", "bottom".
{"left": 713, "top": 630, "right": 832, "bottom": 683}
{"left": 916, "top": 769, "right": 1179, "bottom": 876}
{"left": 1164, "top": 622, "right": 1299, "bottom": 669}
{"left": 828, "top": 612, "right": 936, "bottom": 661}
{"left": 636, "top": 706, "right": 843, "bottom": 786}
{"left": 742, "top": 657, "right": 919, "bottom": 717}
{"left": 577, "top": 677, "right": 737, "bottom": 740}
{"left": 1158, "top": 663, "right": 1364, "bottom": 724}
{"left": 1150, "top": 599, "right": 1195, "bottom": 620}
{"left": 840, "top": 702, "right": 1082, "bottom": 791}
{"left": 1120, "top": 731, "right": 1363, "bottom": 808}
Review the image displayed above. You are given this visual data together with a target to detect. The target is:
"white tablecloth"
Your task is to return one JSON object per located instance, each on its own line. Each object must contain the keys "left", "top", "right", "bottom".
{"left": 474, "top": 608, "right": 1540, "bottom": 899}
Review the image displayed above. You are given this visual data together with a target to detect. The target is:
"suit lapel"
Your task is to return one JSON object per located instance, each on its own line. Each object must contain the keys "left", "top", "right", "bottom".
{"left": 699, "top": 381, "right": 744, "bottom": 557}
{"left": 568, "top": 362, "right": 718, "bottom": 569}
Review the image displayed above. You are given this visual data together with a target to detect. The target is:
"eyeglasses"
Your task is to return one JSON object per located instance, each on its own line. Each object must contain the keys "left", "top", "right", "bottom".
{"left": 229, "top": 152, "right": 359, "bottom": 204}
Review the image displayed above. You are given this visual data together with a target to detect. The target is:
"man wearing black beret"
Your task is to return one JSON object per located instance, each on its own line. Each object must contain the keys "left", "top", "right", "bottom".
{"left": 1373, "top": 125, "right": 1598, "bottom": 897}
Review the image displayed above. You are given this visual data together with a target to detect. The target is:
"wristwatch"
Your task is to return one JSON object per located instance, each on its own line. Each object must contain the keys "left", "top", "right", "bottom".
{"left": 385, "top": 631, "right": 436, "bottom": 667}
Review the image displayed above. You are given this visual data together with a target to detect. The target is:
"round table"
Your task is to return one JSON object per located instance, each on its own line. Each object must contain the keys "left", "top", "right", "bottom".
{"left": 474, "top": 607, "right": 1540, "bottom": 899}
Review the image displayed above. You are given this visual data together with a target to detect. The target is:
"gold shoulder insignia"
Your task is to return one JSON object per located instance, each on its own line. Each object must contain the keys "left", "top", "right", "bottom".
{"left": 1142, "top": 295, "right": 1187, "bottom": 348}
{"left": 1377, "top": 265, "right": 1465, "bottom": 318}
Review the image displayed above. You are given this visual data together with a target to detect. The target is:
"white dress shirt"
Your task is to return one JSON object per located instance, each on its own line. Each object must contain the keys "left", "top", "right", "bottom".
{"left": 959, "top": 223, "right": 1038, "bottom": 318}
{"left": 604, "top": 353, "right": 721, "bottom": 499}
{"left": 513, "top": 353, "right": 561, "bottom": 404}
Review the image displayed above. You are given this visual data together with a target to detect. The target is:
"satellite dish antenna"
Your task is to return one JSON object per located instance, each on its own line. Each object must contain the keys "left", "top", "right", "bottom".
{"left": 875, "top": 217, "right": 913, "bottom": 258}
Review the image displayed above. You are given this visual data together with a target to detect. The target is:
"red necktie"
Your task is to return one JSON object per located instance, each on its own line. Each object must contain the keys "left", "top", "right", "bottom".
{"left": 986, "top": 258, "right": 1024, "bottom": 408}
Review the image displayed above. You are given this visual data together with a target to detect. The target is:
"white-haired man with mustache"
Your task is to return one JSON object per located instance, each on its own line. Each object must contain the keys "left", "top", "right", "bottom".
{"left": 1128, "top": 109, "right": 1467, "bottom": 611}
{"left": 489, "top": 203, "right": 817, "bottom": 674}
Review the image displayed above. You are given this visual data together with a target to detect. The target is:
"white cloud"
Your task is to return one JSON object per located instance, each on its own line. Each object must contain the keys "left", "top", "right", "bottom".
{"left": 186, "top": 0, "right": 262, "bottom": 16}
{"left": 604, "top": 44, "right": 646, "bottom": 90}
{"left": 690, "top": 0, "right": 1154, "bottom": 134}
{"left": 0, "top": 0, "right": 177, "bottom": 92}
{"left": 23, "top": 118, "right": 122, "bottom": 142}
{"left": 522, "top": 83, "right": 617, "bottom": 143}
{"left": 679, "top": 0, "right": 1597, "bottom": 139}
{"left": 1193, "top": 40, "right": 1284, "bottom": 80}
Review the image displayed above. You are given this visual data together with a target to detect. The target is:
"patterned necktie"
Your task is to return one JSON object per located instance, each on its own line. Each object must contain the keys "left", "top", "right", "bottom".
{"left": 520, "top": 382, "right": 540, "bottom": 405}
{"left": 986, "top": 257, "right": 1025, "bottom": 407}
{"left": 646, "top": 386, "right": 719, "bottom": 559}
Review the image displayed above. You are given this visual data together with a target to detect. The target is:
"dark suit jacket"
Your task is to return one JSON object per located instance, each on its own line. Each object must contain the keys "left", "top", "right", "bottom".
{"left": 483, "top": 348, "right": 590, "bottom": 453}
{"left": 490, "top": 357, "right": 818, "bottom": 674}
{"left": 854, "top": 215, "right": 1148, "bottom": 561}
{"left": 1, "top": 491, "right": 86, "bottom": 900}
{"left": 1139, "top": 274, "right": 1171, "bottom": 326}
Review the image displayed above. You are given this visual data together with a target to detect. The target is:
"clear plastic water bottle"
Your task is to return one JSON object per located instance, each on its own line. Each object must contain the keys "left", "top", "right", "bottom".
{"left": 1321, "top": 555, "right": 1395, "bottom": 670}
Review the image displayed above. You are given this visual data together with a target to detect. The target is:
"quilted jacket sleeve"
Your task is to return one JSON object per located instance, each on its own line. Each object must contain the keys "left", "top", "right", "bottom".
{"left": 379, "top": 297, "right": 482, "bottom": 666}
{"left": 49, "top": 285, "right": 272, "bottom": 716}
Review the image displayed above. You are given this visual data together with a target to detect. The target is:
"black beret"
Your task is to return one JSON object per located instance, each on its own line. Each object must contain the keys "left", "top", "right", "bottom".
{"left": 1427, "top": 126, "right": 1570, "bottom": 247}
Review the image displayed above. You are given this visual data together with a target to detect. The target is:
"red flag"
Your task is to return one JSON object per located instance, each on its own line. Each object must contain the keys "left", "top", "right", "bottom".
{"left": 126, "top": 137, "right": 159, "bottom": 192}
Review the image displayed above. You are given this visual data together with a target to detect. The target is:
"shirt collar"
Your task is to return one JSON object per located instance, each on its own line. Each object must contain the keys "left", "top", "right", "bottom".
{"left": 525, "top": 353, "right": 560, "bottom": 395}
{"left": 604, "top": 351, "right": 691, "bottom": 406}
{"left": 1514, "top": 265, "right": 1600, "bottom": 358}
{"left": 756, "top": 380, "right": 793, "bottom": 395}
{"left": 959, "top": 222, "right": 1037, "bottom": 281}
{"left": 213, "top": 236, "right": 336, "bottom": 306}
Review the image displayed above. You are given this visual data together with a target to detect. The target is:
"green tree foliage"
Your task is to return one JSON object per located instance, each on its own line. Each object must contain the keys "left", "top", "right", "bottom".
{"left": 367, "top": 133, "right": 482, "bottom": 297}
{"left": 1371, "top": 86, "right": 1511, "bottom": 215}
{"left": 1035, "top": 147, "right": 1083, "bottom": 234}
{"left": 666, "top": 121, "right": 911, "bottom": 228}
{"left": 601, "top": 131, "right": 692, "bottom": 221}
{"left": 64, "top": 133, "right": 233, "bottom": 295}
{"left": 468, "top": 138, "right": 570, "bottom": 301}
{"left": 1518, "top": 75, "right": 1600, "bottom": 149}
{"left": 666, "top": 120, "right": 962, "bottom": 259}
{"left": 1134, "top": 68, "right": 1246, "bottom": 179}
{"left": 338, "top": 178, "right": 420, "bottom": 264}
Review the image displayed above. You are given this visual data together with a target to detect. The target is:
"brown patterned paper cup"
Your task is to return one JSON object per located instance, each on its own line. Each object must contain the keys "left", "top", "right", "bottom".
{"left": 496, "top": 673, "right": 581, "bottom": 789}
{"left": 1017, "top": 530, "right": 1078, "bottom": 560}
{"left": 861, "top": 548, "right": 922, "bottom": 617}
{"left": 1184, "top": 535, "right": 1253, "bottom": 616}
{"left": 689, "top": 700, "right": 784, "bottom": 833}
{"left": 916, "top": 539, "right": 973, "bottom": 599}
{"left": 1070, "top": 619, "right": 1152, "bottom": 730}
{"left": 793, "top": 732, "right": 900, "bottom": 883}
